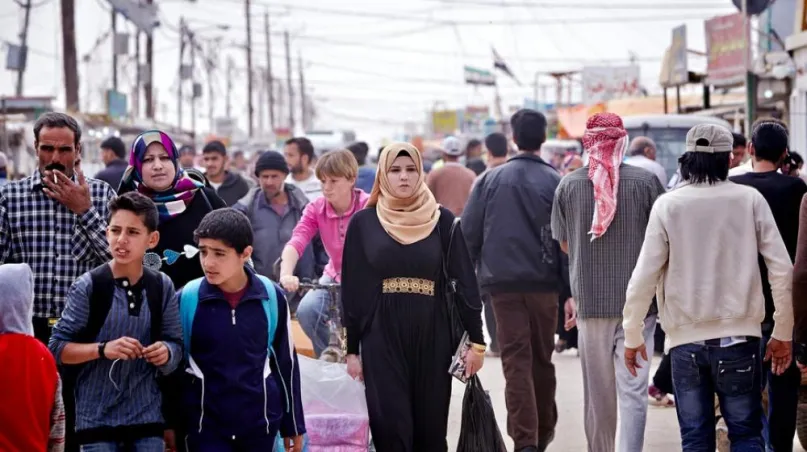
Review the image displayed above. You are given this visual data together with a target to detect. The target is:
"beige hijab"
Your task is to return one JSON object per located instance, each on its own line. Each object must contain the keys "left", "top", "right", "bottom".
{"left": 368, "top": 142, "right": 441, "bottom": 245}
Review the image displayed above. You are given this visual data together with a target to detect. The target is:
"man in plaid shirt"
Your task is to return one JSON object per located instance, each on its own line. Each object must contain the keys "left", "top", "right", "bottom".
{"left": 0, "top": 112, "right": 114, "bottom": 344}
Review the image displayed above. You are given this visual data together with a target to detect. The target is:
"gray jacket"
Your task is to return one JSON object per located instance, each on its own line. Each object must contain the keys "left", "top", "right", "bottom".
{"left": 235, "top": 184, "right": 326, "bottom": 281}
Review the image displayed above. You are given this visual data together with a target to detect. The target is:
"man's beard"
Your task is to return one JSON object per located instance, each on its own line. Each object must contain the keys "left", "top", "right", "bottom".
{"left": 290, "top": 163, "right": 304, "bottom": 175}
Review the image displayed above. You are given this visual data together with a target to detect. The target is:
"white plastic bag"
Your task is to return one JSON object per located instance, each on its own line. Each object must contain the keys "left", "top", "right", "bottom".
{"left": 298, "top": 355, "right": 370, "bottom": 451}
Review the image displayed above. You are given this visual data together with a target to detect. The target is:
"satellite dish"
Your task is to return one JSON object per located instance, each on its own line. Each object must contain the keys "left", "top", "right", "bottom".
{"left": 732, "top": 0, "right": 774, "bottom": 15}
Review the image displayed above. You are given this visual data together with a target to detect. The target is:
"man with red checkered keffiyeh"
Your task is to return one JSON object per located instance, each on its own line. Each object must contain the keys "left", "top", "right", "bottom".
{"left": 551, "top": 113, "right": 666, "bottom": 452}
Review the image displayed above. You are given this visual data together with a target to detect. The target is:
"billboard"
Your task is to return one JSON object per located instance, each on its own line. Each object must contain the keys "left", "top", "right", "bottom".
{"left": 463, "top": 66, "right": 496, "bottom": 86}
{"left": 431, "top": 110, "right": 459, "bottom": 135}
{"left": 670, "top": 25, "right": 689, "bottom": 86}
{"left": 581, "top": 66, "right": 641, "bottom": 104}
{"left": 705, "top": 13, "right": 748, "bottom": 86}
{"left": 106, "top": 90, "right": 127, "bottom": 119}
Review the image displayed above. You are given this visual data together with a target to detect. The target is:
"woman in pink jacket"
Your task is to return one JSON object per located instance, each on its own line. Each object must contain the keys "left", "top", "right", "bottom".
{"left": 279, "top": 149, "right": 369, "bottom": 357}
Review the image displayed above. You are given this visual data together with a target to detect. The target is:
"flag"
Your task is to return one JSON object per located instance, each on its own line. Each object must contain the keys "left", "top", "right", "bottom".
{"left": 492, "top": 47, "right": 521, "bottom": 85}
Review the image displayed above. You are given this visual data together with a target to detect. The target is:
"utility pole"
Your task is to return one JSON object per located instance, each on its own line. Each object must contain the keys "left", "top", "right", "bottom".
{"left": 258, "top": 69, "right": 265, "bottom": 135}
{"left": 15, "top": 0, "right": 32, "bottom": 96}
{"left": 134, "top": 31, "right": 140, "bottom": 117}
{"left": 206, "top": 42, "right": 215, "bottom": 134}
{"left": 245, "top": 0, "right": 254, "bottom": 137}
{"left": 298, "top": 53, "right": 306, "bottom": 131}
{"left": 190, "top": 29, "right": 196, "bottom": 137}
{"left": 178, "top": 17, "right": 185, "bottom": 130}
{"left": 145, "top": 0, "right": 154, "bottom": 118}
{"left": 61, "top": 0, "right": 80, "bottom": 111}
{"left": 111, "top": 9, "right": 118, "bottom": 91}
{"left": 285, "top": 31, "right": 295, "bottom": 132}
{"left": 741, "top": 0, "right": 756, "bottom": 133}
{"left": 225, "top": 56, "right": 233, "bottom": 118}
{"left": 264, "top": 10, "right": 275, "bottom": 130}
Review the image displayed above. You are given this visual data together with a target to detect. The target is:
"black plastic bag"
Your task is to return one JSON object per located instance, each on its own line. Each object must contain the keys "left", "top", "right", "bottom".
{"left": 456, "top": 376, "right": 507, "bottom": 452}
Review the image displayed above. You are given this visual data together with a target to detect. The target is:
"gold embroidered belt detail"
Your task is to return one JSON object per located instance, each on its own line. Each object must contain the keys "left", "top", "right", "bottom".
{"left": 382, "top": 277, "right": 435, "bottom": 296}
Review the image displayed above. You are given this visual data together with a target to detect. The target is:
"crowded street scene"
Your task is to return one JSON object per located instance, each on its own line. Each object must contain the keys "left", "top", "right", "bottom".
{"left": 2, "top": 0, "right": 807, "bottom": 451}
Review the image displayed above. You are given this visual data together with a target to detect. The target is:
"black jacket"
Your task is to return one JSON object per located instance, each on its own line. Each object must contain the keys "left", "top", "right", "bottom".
{"left": 94, "top": 159, "right": 127, "bottom": 192}
{"left": 213, "top": 171, "right": 252, "bottom": 206}
{"left": 462, "top": 153, "right": 570, "bottom": 297}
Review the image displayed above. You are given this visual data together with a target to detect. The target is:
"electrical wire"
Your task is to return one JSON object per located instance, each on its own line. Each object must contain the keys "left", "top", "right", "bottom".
{"left": 427, "top": 0, "right": 732, "bottom": 9}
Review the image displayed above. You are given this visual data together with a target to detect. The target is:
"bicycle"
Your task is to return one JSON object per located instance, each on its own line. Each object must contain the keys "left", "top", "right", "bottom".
{"left": 298, "top": 279, "right": 346, "bottom": 364}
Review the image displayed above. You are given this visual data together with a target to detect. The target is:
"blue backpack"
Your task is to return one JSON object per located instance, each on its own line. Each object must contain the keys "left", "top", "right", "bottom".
{"left": 179, "top": 275, "right": 279, "bottom": 361}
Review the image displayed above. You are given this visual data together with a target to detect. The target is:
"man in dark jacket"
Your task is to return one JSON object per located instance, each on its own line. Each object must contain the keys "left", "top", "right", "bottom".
{"left": 202, "top": 140, "right": 253, "bottom": 205}
{"left": 235, "top": 151, "right": 326, "bottom": 284}
{"left": 93, "top": 136, "right": 127, "bottom": 191}
{"left": 462, "top": 109, "right": 570, "bottom": 452}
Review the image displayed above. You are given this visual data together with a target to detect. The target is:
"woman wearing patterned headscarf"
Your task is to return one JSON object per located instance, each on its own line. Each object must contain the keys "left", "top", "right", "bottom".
{"left": 341, "top": 142, "right": 485, "bottom": 451}
{"left": 118, "top": 131, "right": 226, "bottom": 287}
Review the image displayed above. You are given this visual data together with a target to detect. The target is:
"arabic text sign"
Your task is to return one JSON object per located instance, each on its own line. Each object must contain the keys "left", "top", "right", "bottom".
{"left": 705, "top": 13, "right": 748, "bottom": 86}
{"left": 581, "top": 66, "right": 641, "bottom": 104}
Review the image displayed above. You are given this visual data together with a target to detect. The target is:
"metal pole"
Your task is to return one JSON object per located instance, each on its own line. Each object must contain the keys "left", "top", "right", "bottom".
{"left": 265, "top": 10, "right": 275, "bottom": 130}
{"left": 134, "top": 31, "right": 140, "bottom": 117}
{"left": 298, "top": 53, "right": 305, "bottom": 131}
{"left": 226, "top": 57, "right": 233, "bottom": 118}
{"left": 145, "top": 0, "right": 154, "bottom": 118}
{"left": 245, "top": 0, "right": 254, "bottom": 137}
{"left": 190, "top": 30, "right": 196, "bottom": 138}
{"left": 61, "top": 0, "right": 80, "bottom": 111}
{"left": 111, "top": 9, "right": 118, "bottom": 91}
{"left": 178, "top": 17, "right": 185, "bottom": 130}
{"left": 285, "top": 31, "right": 295, "bottom": 132}
{"left": 15, "top": 0, "right": 32, "bottom": 96}
{"left": 742, "top": 0, "right": 756, "bottom": 133}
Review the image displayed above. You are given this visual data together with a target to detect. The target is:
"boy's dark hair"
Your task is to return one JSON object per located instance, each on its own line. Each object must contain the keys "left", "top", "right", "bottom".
{"left": 732, "top": 132, "right": 746, "bottom": 149}
{"left": 178, "top": 145, "right": 195, "bottom": 156}
{"left": 485, "top": 132, "right": 509, "bottom": 158}
{"left": 347, "top": 141, "right": 369, "bottom": 165}
{"left": 101, "top": 136, "right": 127, "bottom": 159}
{"left": 466, "top": 139, "right": 482, "bottom": 152}
{"left": 752, "top": 116, "right": 788, "bottom": 133}
{"left": 202, "top": 140, "right": 227, "bottom": 156}
{"left": 510, "top": 109, "right": 547, "bottom": 152}
{"left": 752, "top": 122, "right": 789, "bottom": 164}
{"left": 285, "top": 137, "right": 315, "bottom": 163}
{"left": 34, "top": 112, "right": 82, "bottom": 146}
{"left": 679, "top": 144, "right": 730, "bottom": 185}
{"left": 194, "top": 208, "right": 253, "bottom": 254}
{"left": 108, "top": 192, "right": 159, "bottom": 232}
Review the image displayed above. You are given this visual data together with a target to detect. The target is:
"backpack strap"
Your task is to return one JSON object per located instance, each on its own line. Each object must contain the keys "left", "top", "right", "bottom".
{"left": 256, "top": 275, "right": 279, "bottom": 350}
{"left": 142, "top": 268, "right": 165, "bottom": 344}
{"left": 180, "top": 275, "right": 278, "bottom": 361}
{"left": 179, "top": 278, "right": 204, "bottom": 361}
{"left": 82, "top": 264, "right": 116, "bottom": 343}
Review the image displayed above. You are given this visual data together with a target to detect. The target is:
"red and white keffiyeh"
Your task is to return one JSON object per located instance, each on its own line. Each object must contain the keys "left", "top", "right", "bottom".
{"left": 583, "top": 113, "right": 628, "bottom": 241}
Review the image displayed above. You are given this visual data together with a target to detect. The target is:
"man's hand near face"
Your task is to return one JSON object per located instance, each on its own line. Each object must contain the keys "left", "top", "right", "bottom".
{"left": 42, "top": 168, "right": 92, "bottom": 215}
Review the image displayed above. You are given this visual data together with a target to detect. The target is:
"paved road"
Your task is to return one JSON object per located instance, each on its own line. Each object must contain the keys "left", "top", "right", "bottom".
{"left": 446, "top": 349, "right": 807, "bottom": 451}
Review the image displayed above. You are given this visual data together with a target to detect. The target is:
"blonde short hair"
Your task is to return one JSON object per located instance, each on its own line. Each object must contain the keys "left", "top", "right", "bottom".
{"left": 315, "top": 149, "right": 358, "bottom": 181}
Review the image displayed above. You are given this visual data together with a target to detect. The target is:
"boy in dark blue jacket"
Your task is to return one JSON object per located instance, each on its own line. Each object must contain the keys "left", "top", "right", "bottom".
{"left": 178, "top": 208, "right": 305, "bottom": 451}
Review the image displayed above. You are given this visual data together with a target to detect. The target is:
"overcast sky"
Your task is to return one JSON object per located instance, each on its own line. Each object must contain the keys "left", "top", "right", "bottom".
{"left": 0, "top": 0, "right": 738, "bottom": 143}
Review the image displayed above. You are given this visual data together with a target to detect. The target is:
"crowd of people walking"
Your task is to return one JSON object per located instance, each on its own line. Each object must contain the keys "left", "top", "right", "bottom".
{"left": 0, "top": 107, "right": 806, "bottom": 452}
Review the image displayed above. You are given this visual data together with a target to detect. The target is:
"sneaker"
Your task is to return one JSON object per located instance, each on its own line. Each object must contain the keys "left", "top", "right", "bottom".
{"left": 648, "top": 385, "right": 675, "bottom": 407}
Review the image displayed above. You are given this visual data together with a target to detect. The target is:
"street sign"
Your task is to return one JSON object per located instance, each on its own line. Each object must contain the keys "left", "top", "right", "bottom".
{"left": 5, "top": 44, "right": 26, "bottom": 71}
{"left": 107, "top": 0, "right": 159, "bottom": 34}
{"left": 107, "top": 90, "right": 128, "bottom": 119}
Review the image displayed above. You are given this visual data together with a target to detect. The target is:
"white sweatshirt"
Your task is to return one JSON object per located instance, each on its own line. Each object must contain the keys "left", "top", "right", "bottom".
{"left": 622, "top": 181, "right": 794, "bottom": 350}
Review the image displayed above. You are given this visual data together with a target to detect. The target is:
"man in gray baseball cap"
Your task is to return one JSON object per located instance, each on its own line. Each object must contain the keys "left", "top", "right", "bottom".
{"left": 621, "top": 123, "right": 794, "bottom": 450}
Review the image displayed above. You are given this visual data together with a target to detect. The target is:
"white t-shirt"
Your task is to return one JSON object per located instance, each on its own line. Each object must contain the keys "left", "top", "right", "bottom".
{"left": 286, "top": 172, "right": 323, "bottom": 201}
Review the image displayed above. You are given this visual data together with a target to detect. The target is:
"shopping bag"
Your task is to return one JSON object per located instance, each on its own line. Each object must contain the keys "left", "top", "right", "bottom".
{"left": 298, "top": 355, "right": 371, "bottom": 451}
{"left": 456, "top": 376, "right": 507, "bottom": 452}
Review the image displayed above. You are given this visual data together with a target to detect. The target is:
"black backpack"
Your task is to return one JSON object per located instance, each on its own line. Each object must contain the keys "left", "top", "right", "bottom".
{"left": 79, "top": 264, "right": 165, "bottom": 344}
{"left": 60, "top": 264, "right": 165, "bottom": 452}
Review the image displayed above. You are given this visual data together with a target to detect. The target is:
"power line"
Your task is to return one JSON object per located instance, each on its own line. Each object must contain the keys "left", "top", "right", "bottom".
{"left": 247, "top": 34, "right": 664, "bottom": 63}
{"left": 428, "top": 0, "right": 732, "bottom": 9}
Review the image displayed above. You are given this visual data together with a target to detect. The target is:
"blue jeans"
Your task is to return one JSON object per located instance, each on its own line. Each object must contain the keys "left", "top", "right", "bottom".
{"left": 296, "top": 274, "right": 335, "bottom": 356}
{"left": 671, "top": 339, "right": 764, "bottom": 452}
{"left": 80, "top": 437, "right": 164, "bottom": 452}
{"left": 759, "top": 333, "right": 800, "bottom": 452}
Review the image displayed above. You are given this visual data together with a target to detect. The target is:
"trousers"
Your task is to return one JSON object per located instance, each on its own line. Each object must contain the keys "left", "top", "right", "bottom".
{"left": 577, "top": 315, "right": 656, "bottom": 452}
{"left": 491, "top": 292, "right": 558, "bottom": 450}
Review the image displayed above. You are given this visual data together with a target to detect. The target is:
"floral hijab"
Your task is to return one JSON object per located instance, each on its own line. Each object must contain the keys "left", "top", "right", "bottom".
{"left": 119, "top": 130, "right": 204, "bottom": 220}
